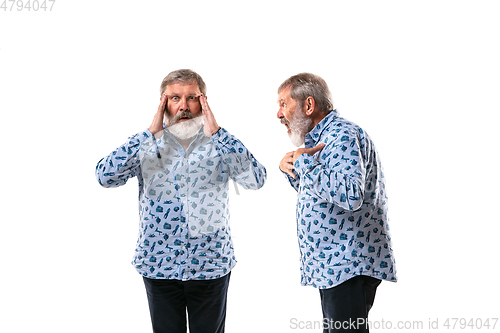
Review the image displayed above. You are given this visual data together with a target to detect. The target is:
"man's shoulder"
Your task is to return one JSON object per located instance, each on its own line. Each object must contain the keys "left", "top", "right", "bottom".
{"left": 322, "top": 116, "right": 366, "bottom": 140}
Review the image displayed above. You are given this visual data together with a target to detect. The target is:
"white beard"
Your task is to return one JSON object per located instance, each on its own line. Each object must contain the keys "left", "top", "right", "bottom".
{"left": 288, "top": 108, "right": 313, "bottom": 147}
{"left": 289, "top": 128, "right": 306, "bottom": 147}
{"left": 167, "top": 116, "right": 204, "bottom": 140}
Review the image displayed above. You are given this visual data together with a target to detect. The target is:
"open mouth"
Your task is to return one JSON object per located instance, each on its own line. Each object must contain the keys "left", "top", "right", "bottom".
{"left": 178, "top": 116, "right": 192, "bottom": 122}
{"left": 281, "top": 118, "right": 291, "bottom": 132}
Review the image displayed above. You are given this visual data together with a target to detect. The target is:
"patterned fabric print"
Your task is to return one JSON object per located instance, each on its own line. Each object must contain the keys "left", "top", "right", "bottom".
{"left": 140, "top": 129, "right": 262, "bottom": 237}
{"left": 96, "top": 127, "right": 266, "bottom": 280}
{"left": 284, "top": 110, "right": 397, "bottom": 289}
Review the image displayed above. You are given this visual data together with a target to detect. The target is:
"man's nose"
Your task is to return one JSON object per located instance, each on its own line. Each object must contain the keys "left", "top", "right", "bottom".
{"left": 180, "top": 98, "right": 189, "bottom": 111}
{"left": 277, "top": 108, "right": 284, "bottom": 119}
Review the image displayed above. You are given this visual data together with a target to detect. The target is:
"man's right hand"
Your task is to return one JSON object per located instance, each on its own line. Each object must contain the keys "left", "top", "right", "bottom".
{"left": 280, "top": 143, "right": 325, "bottom": 178}
{"left": 280, "top": 151, "right": 296, "bottom": 178}
{"left": 149, "top": 93, "right": 168, "bottom": 136}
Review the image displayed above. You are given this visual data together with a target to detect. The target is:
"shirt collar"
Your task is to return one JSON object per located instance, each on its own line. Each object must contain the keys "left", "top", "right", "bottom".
{"left": 163, "top": 126, "right": 206, "bottom": 153}
{"left": 304, "top": 109, "right": 339, "bottom": 147}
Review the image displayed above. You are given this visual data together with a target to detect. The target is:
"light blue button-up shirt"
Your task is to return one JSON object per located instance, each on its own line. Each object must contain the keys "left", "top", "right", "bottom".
{"left": 284, "top": 110, "right": 397, "bottom": 289}
{"left": 96, "top": 126, "right": 266, "bottom": 280}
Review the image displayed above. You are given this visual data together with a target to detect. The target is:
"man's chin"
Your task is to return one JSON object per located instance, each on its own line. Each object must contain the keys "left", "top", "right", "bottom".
{"left": 288, "top": 131, "right": 305, "bottom": 147}
{"left": 167, "top": 116, "right": 203, "bottom": 140}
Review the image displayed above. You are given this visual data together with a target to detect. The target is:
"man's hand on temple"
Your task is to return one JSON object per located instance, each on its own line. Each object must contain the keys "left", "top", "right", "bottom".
{"left": 149, "top": 93, "right": 168, "bottom": 136}
{"left": 200, "top": 95, "right": 221, "bottom": 137}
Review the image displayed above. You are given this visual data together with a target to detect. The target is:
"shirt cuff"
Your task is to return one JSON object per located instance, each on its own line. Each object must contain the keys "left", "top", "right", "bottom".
{"left": 211, "top": 127, "right": 229, "bottom": 145}
{"left": 142, "top": 128, "right": 154, "bottom": 141}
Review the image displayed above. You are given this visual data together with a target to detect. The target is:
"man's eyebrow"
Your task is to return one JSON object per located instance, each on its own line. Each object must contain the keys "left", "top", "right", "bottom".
{"left": 166, "top": 93, "right": 200, "bottom": 98}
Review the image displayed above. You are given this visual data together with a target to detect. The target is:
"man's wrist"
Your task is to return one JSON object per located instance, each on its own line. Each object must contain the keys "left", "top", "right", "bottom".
{"left": 212, "top": 126, "right": 221, "bottom": 136}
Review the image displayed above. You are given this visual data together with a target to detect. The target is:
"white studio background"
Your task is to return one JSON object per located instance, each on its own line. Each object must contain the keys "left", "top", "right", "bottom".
{"left": 1, "top": 1, "right": 499, "bottom": 332}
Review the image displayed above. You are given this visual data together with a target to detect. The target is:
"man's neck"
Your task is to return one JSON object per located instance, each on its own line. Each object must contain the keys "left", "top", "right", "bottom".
{"left": 175, "top": 136, "right": 195, "bottom": 152}
{"left": 311, "top": 111, "right": 328, "bottom": 128}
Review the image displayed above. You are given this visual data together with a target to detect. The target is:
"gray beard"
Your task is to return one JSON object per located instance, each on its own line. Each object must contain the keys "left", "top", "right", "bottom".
{"left": 167, "top": 116, "right": 204, "bottom": 140}
{"left": 288, "top": 108, "right": 313, "bottom": 147}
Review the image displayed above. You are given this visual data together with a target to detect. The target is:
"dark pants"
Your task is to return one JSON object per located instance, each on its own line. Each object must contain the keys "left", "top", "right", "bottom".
{"left": 319, "top": 276, "right": 381, "bottom": 333}
{"left": 143, "top": 273, "right": 231, "bottom": 333}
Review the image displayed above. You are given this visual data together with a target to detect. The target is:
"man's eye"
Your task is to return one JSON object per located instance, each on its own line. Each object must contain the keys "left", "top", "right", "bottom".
{"left": 189, "top": 96, "right": 196, "bottom": 100}
{"left": 171, "top": 96, "right": 179, "bottom": 101}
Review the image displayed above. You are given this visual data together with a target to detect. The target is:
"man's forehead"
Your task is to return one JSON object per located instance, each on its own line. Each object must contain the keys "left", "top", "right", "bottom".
{"left": 278, "top": 86, "right": 292, "bottom": 102}
{"left": 165, "top": 82, "right": 201, "bottom": 94}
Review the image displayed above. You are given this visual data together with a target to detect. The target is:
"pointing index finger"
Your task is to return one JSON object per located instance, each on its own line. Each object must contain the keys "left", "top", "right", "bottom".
{"left": 309, "top": 143, "right": 325, "bottom": 154}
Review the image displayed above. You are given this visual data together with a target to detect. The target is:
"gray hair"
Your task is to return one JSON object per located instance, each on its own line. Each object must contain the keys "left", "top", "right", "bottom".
{"left": 278, "top": 73, "right": 334, "bottom": 114}
{"left": 159, "top": 69, "right": 207, "bottom": 96}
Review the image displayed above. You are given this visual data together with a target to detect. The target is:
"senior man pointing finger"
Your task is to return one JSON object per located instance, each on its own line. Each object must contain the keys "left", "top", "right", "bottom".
{"left": 277, "top": 73, "right": 397, "bottom": 333}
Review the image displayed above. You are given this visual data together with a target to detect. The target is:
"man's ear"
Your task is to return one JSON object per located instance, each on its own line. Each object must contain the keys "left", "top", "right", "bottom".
{"left": 304, "top": 96, "right": 315, "bottom": 116}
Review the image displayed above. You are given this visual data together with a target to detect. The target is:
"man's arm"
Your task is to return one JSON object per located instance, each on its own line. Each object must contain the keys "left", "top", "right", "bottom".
{"left": 96, "top": 94, "right": 167, "bottom": 188}
{"left": 95, "top": 131, "right": 152, "bottom": 188}
{"left": 293, "top": 131, "right": 366, "bottom": 211}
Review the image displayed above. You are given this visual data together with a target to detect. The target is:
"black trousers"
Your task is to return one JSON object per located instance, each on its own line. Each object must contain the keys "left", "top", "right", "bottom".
{"left": 143, "top": 273, "right": 231, "bottom": 333}
{"left": 319, "top": 276, "right": 381, "bottom": 333}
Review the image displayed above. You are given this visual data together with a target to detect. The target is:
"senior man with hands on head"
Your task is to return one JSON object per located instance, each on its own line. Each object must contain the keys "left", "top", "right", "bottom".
{"left": 277, "top": 73, "right": 397, "bottom": 333}
{"left": 95, "top": 69, "right": 266, "bottom": 333}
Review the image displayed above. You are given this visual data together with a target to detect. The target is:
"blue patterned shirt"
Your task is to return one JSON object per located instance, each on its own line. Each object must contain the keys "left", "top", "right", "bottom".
{"left": 96, "top": 127, "right": 266, "bottom": 280}
{"left": 284, "top": 110, "right": 397, "bottom": 289}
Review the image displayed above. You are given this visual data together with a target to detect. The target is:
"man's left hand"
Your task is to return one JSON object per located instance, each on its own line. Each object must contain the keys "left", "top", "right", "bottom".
{"left": 200, "top": 95, "right": 221, "bottom": 137}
